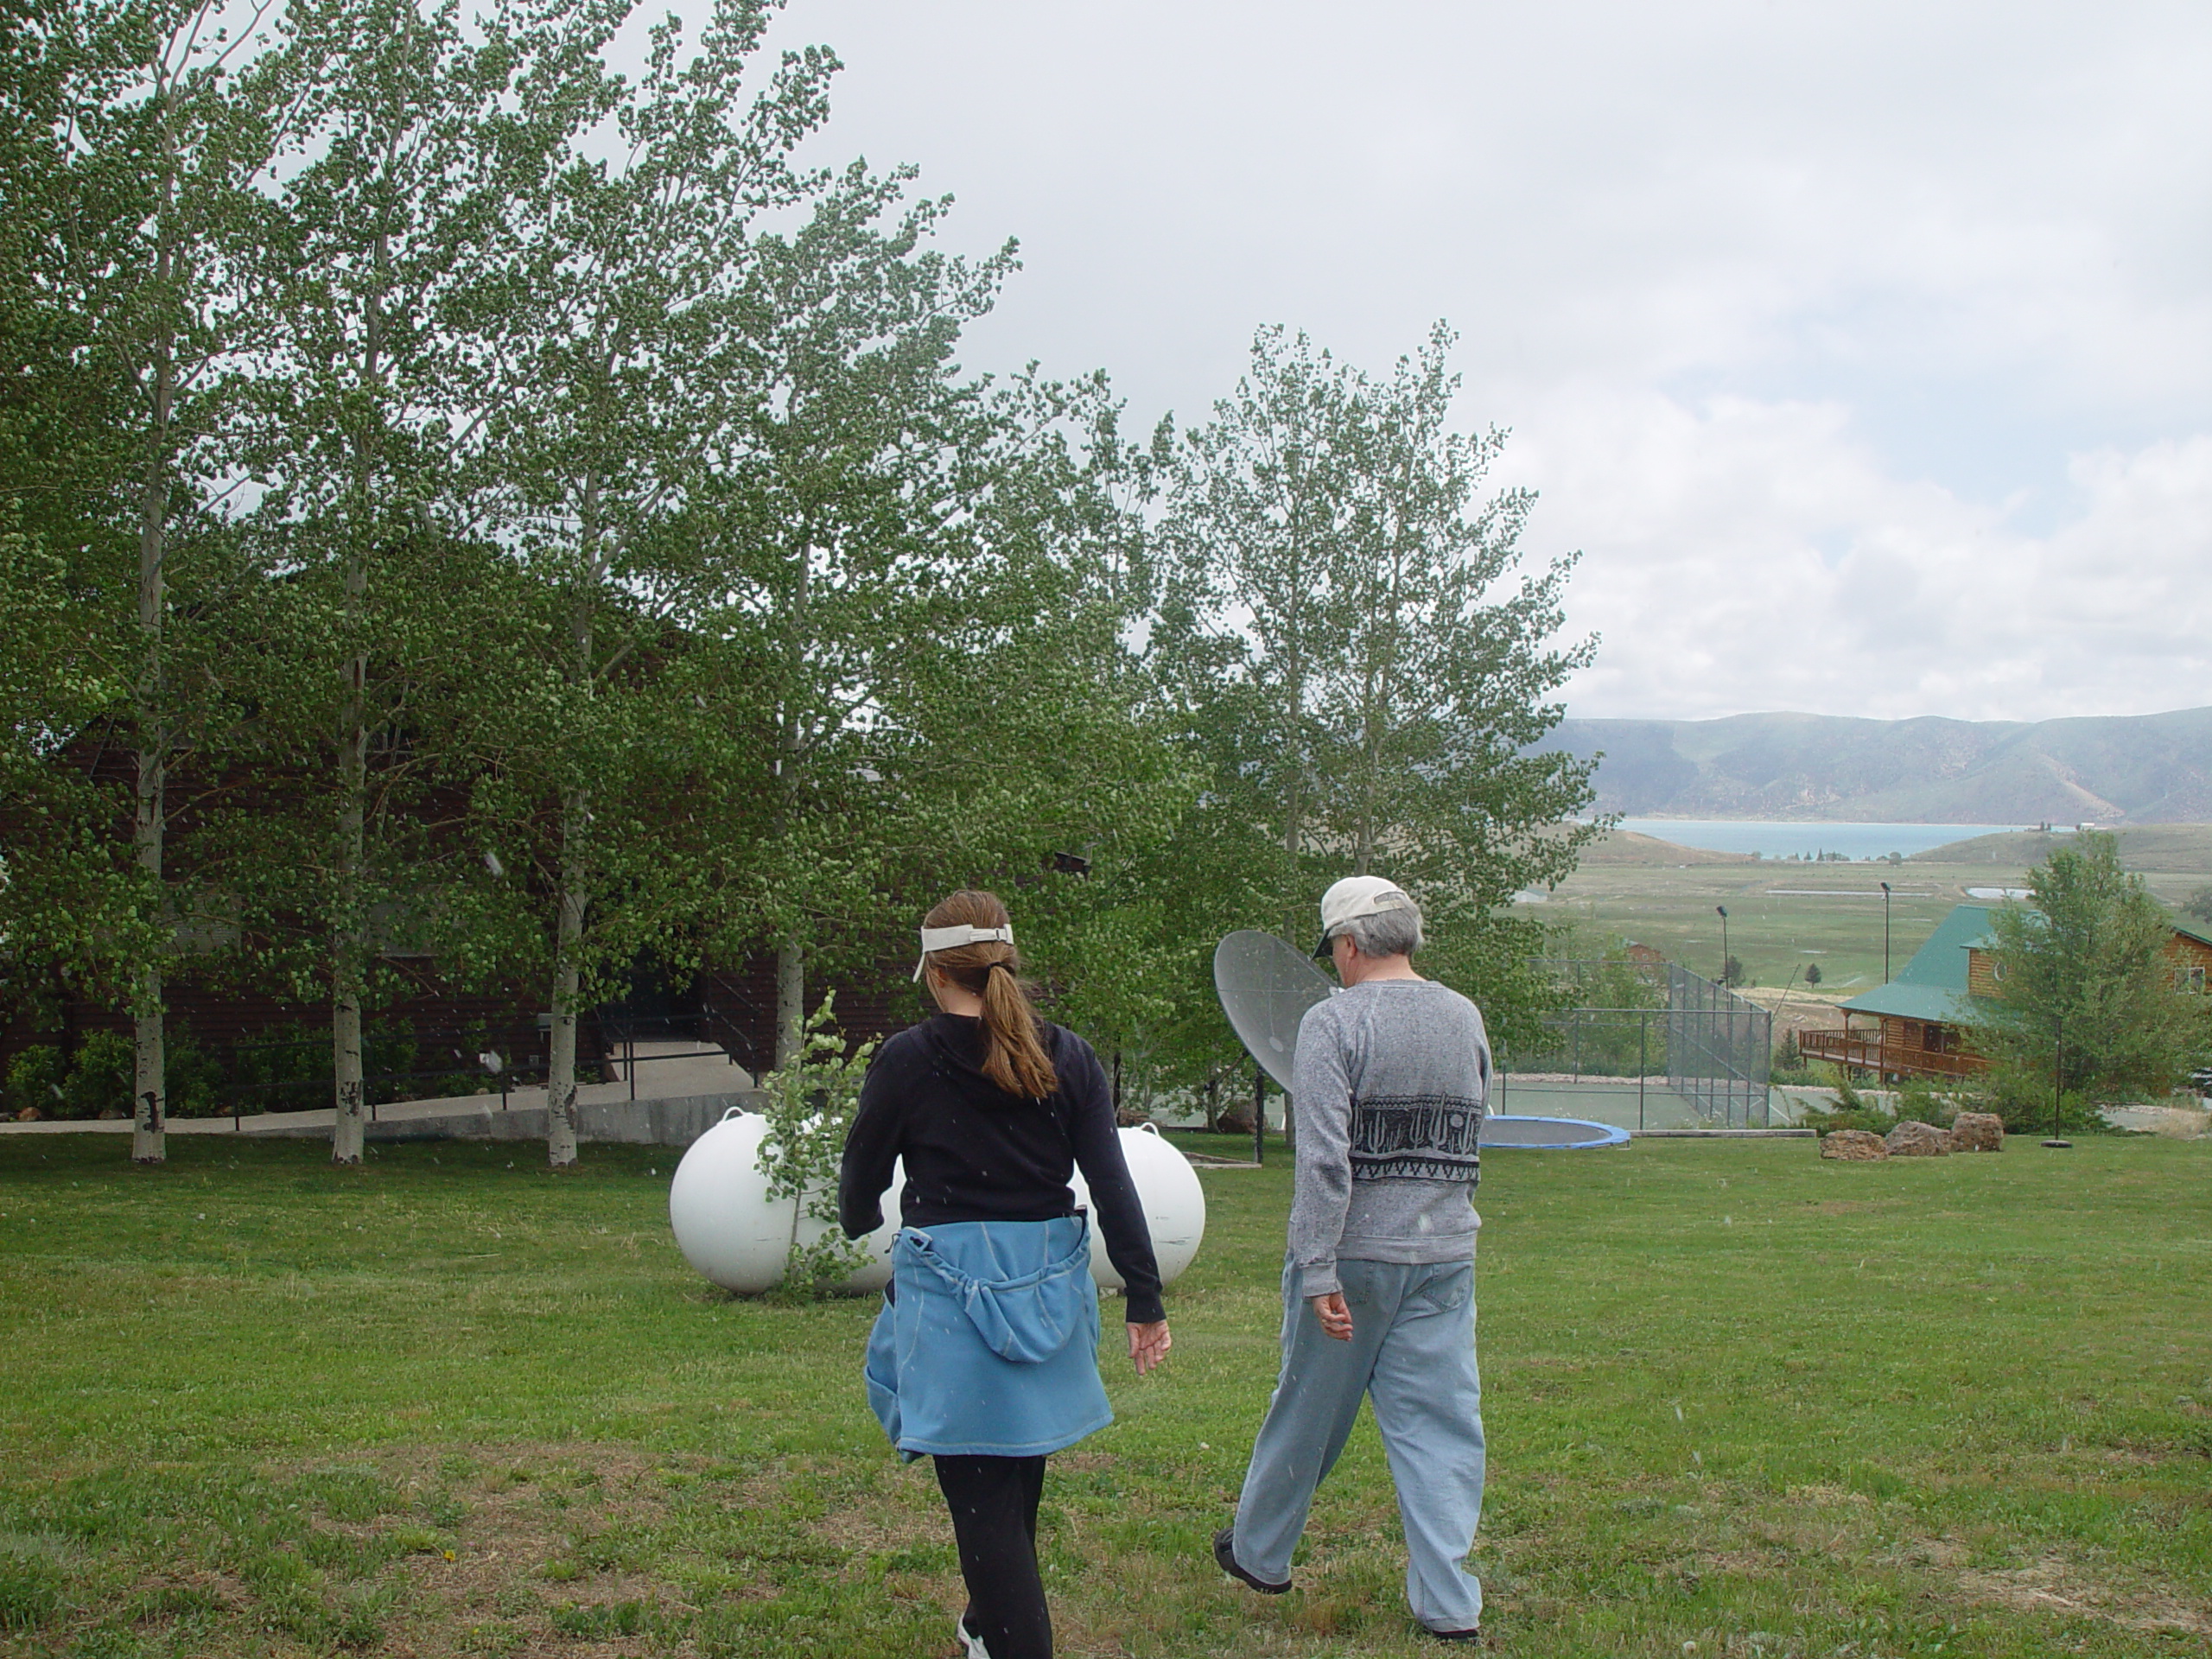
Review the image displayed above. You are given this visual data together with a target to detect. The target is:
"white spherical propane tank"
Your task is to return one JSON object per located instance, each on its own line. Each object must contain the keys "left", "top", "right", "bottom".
{"left": 667, "top": 1109, "right": 791, "bottom": 1294}
{"left": 670, "top": 1113, "right": 1202, "bottom": 1294}
{"left": 667, "top": 1109, "right": 906, "bottom": 1294}
{"left": 1071, "top": 1123, "right": 1207, "bottom": 1290}
{"left": 813, "top": 1165, "right": 903, "bottom": 1294}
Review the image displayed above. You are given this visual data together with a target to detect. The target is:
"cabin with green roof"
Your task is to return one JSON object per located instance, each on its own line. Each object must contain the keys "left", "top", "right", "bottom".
{"left": 1800, "top": 902, "right": 2212, "bottom": 1081}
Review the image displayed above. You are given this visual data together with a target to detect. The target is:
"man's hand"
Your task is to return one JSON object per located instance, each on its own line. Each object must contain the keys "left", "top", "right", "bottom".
{"left": 1310, "top": 1292, "right": 1353, "bottom": 1341}
{"left": 1128, "top": 1320, "right": 1172, "bottom": 1376}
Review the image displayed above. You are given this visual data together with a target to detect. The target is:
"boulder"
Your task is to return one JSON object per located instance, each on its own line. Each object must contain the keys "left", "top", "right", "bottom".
{"left": 12, "top": 1107, "right": 39, "bottom": 1122}
{"left": 1883, "top": 1119, "right": 1951, "bottom": 1157}
{"left": 1820, "top": 1128, "right": 1888, "bottom": 1160}
{"left": 1215, "top": 1104, "right": 1257, "bottom": 1136}
{"left": 1947, "top": 1111, "right": 2004, "bottom": 1153}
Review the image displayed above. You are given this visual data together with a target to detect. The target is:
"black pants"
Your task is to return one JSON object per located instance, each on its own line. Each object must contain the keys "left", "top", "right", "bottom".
{"left": 933, "top": 1453, "right": 1050, "bottom": 1658}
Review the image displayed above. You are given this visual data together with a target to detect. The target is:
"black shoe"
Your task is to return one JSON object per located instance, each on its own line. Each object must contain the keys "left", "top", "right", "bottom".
{"left": 1212, "top": 1527, "right": 1290, "bottom": 1594}
{"left": 1427, "top": 1626, "right": 1482, "bottom": 1643}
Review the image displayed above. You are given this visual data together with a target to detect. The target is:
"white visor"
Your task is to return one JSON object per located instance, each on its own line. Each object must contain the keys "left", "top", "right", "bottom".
{"left": 913, "top": 922, "right": 1014, "bottom": 981}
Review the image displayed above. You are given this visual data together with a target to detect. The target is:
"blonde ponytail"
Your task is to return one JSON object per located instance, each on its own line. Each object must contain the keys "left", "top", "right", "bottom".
{"left": 978, "top": 959, "right": 1057, "bottom": 1100}
{"left": 919, "top": 889, "right": 1058, "bottom": 1101}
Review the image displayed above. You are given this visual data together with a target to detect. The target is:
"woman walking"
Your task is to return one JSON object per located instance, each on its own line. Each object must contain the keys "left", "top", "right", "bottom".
{"left": 840, "top": 889, "right": 1172, "bottom": 1659}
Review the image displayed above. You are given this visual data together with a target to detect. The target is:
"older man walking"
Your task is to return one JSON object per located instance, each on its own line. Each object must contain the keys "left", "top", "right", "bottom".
{"left": 1215, "top": 875, "right": 1491, "bottom": 1643}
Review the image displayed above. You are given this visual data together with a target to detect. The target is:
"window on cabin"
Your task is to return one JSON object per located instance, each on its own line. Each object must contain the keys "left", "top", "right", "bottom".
{"left": 2177, "top": 965, "right": 2207, "bottom": 995}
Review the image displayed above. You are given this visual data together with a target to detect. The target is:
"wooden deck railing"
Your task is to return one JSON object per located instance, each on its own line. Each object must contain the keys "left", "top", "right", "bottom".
{"left": 1797, "top": 1029, "right": 1986, "bottom": 1078}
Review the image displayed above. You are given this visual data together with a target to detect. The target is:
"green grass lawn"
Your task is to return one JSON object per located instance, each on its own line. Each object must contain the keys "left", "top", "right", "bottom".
{"left": 1542, "top": 861, "right": 2021, "bottom": 995}
{"left": 3, "top": 1130, "right": 2209, "bottom": 1657}
{"left": 1543, "top": 833, "right": 2212, "bottom": 996}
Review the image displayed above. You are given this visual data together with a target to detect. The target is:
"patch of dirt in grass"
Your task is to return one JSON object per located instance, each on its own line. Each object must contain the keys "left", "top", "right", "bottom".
{"left": 1879, "top": 1535, "right": 1968, "bottom": 1570}
{"left": 801, "top": 1468, "right": 950, "bottom": 1559}
{"left": 372, "top": 1446, "right": 702, "bottom": 1656}
{"left": 105, "top": 1442, "right": 788, "bottom": 1659}
{"left": 1782, "top": 1484, "right": 1872, "bottom": 1508}
{"left": 1956, "top": 1554, "right": 2212, "bottom": 1638}
{"left": 1763, "top": 1484, "right": 2212, "bottom": 1645}
{"left": 366, "top": 1441, "right": 986, "bottom": 1658}
{"left": 1689, "top": 1547, "right": 1790, "bottom": 1580}
{"left": 1054, "top": 1450, "right": 1122, "bottom": 1472}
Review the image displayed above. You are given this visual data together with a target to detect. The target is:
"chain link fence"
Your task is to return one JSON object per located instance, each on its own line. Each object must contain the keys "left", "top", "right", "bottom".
{"left": 1665, "top": 963, "right": 1771, "bottom": 1126}
{"left": 1503, "top": 959, "right": 1771, "bottom": 1128}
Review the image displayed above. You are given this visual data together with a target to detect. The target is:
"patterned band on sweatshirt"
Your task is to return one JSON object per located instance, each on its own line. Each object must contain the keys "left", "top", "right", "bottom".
{"left": 1348, "top": 1094, "right": 1484, "bottom": 1182}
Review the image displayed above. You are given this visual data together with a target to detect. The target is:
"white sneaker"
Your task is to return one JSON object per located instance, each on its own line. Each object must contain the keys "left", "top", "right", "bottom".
{"left": 956, "top": 1614, "right": 991, "bottom": 1659}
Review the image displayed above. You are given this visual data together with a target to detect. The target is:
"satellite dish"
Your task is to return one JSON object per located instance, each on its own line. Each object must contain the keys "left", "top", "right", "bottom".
{"left": 1213, "top": 930, "right": 1336, "bottom": 1090}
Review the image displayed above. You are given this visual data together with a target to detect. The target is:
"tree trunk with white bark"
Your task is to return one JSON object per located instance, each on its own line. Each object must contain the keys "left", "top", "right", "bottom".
{"left": 129, "top": 189, "right": 175, "bottom": 1166}
{"left": 546, "top": 804, "right": 588, "bottom": 1167}
{"left": 330, "top": 634, "right": 370, "bottom": 1165}
{"left": 773, "top": 939, "right": 804, "bottom": 1071}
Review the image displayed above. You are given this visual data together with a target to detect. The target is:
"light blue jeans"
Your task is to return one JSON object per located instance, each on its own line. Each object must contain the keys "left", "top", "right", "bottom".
{"left": 1231, "top": 1255, "right": 1485, "bottom": 1633}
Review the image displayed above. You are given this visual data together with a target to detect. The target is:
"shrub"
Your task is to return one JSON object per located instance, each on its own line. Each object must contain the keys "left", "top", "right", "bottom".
{"left": 1796, "top": 1062, "right": 1900, "bottom": 1135}
{"left": 229, "top": 1026, "right": 328, "bottom": 1113}
{"left": 1973, "top": 1061, "right": 2107, "bottom": 1135}
{"left": 3, "top": 1046, "right": 67, "bottom": 1118}
{"left": 1770, "top": 1031, "right": 1817, "bottom": 1086}
{"left": 756, "top": 993, "right": 879, "bottom": 1297}
{"left": 12, "top": 1033, "right": 248, "bottom": 1120}
{"left": 228, "top": 1023, "right": 424, "bottom": 1113}
{"left": 60, "top": 1031, "right": 134, "bottom": 1119}
{"left": 1893, "top": 1076, "right": 1960, "bottom": 1128}
{"left": 164, "top": 1033, "right": 229, "bottom": 1118}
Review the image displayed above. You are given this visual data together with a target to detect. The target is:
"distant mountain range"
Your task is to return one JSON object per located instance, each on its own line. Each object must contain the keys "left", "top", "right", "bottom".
{"left": 1535, "top": 707, "right": 2212, "bottom": 824}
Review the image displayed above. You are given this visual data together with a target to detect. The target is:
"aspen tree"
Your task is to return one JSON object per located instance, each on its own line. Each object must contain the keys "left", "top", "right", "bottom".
{"left": 1156, "top": 325, "right": 1599, "bottom": 1041}
{"left": 475, "top": 0, "right": 831, "bottom": 1162}
{"left": 245, "top": 0, "right": 624, "bottom": 1162}
{"left": 0, "top": 0, "right": 302, "bottom": 1160}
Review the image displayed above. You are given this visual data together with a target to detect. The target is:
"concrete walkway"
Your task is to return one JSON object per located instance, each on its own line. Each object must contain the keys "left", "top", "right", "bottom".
{"left": 1, "top": 1039, "right": 759, "bottom": 1147}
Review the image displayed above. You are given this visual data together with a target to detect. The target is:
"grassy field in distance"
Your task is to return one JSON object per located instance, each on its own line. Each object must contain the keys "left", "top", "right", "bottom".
{"left": 1536, "top": 824, "right": 2212, "bottom": 994}
{"left": 3, "top": 1132, "right": 2209, "bottom": 1658}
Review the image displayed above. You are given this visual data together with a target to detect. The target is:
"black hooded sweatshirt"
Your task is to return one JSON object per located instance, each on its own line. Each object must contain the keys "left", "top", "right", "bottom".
{"left": 837, "top": 1013, "right": 1166, "bottom": 1325}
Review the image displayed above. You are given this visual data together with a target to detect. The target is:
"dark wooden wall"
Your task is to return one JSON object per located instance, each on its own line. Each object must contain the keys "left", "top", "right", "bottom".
{"left": 2, "top": 953, "right": 921, "bottom": 1101}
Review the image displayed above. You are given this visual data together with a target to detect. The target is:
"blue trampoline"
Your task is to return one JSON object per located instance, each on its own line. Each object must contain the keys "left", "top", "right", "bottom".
{"left": 1478, "top": 1115, "right": 1630, "bottom": 1149}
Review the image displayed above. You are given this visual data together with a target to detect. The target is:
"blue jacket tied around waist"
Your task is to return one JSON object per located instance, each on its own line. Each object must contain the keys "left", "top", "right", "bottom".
{"left": 866, "top": 1214, "right": 1111, "bottom": 1459}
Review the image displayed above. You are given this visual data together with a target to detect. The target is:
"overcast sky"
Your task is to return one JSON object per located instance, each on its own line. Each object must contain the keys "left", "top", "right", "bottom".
{"left": 720, "top": 1, "right": 2212, "bottom": 723}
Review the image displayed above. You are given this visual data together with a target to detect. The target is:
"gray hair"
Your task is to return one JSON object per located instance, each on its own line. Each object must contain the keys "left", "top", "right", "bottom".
{"left": 1338, "top": 899, "right": 1423, "bottom": 959}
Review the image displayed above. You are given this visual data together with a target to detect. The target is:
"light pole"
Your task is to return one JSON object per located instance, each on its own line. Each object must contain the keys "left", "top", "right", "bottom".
{"left": 1715, "top": 905, "right": 1730, "bottom": 987}
{"left": 1879, "top": 880, "right": 1892, "bottom": 983}
{"left": 2043, "top": 1013, "right": 2071, "bottom": 1148}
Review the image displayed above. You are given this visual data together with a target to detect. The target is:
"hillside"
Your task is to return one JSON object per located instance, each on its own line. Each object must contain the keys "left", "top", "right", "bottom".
{"left": 1538, "top": 706, "right": 2212, "bottom": 824}
{"left": 1572, "top": 829, "right": 1758, "bottom": 867}
{"left": 1911, "top": 823, "right": 2212, "bottom": 874}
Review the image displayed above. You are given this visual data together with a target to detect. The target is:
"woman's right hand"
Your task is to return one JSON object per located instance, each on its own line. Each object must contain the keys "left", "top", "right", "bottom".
{"left": 1127, "top": 1319, "right": 1172, "bottom": 1376}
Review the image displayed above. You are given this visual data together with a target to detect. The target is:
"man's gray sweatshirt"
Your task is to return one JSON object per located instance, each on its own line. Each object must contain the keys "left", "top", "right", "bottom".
{"left": 1287, "top": 976, "right": 1491, "bottom": 1299}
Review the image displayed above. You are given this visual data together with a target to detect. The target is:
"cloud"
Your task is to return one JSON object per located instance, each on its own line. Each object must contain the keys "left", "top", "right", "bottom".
{"left": 719, "top": 0, "right": 2212, "bottom": 719}
{"left": 1515, "top": 393, "right": 2212, "bottom": 721}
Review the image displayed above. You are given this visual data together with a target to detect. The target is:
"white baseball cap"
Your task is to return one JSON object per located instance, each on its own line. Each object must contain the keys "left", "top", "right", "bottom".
{"left": 1314, "top": 875, "right": 1415, "bottom": 956}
